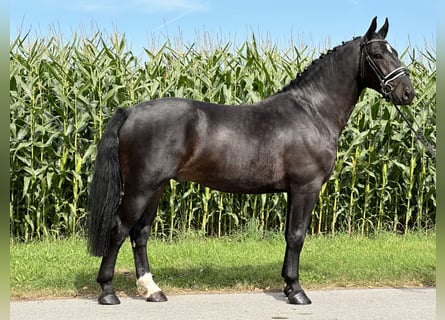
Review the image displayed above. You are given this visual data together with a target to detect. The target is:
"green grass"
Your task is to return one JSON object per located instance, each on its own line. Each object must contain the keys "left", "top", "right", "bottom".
{"left": 10, "top": 232, "right": 436, "bottom": 300}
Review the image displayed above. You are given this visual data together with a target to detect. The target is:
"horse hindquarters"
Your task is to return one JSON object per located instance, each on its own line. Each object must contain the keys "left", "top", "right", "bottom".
{"left": 87, "top": 106, "right": 167, "bottom": 305}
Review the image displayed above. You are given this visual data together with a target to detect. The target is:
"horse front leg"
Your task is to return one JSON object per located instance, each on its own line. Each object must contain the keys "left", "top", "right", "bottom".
{"left": 281, "top": 190, "right": 319, "bottom": 305}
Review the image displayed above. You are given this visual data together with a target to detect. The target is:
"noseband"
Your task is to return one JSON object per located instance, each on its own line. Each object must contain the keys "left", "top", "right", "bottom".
{"left": 360, "top": 39, "right": 408, "bottom": 101}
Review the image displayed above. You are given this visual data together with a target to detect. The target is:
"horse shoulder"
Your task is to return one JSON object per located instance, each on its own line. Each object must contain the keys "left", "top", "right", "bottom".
{"left": 282, "top": 116, "right": 338, "bottom": 192}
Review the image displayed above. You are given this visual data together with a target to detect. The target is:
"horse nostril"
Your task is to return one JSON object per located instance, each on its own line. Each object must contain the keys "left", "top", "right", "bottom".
{"left": 404, "top": 88, "right": 413, "bottom": 100}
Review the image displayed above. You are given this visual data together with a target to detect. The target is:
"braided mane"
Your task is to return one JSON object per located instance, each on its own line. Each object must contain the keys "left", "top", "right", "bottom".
{"left": 278, "top": 37, "right": 361, "bottom": 93}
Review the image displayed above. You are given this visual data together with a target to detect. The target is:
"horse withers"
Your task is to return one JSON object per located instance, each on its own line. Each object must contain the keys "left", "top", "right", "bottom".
{"left": 87, "top": 17, "right": 414, "bottom": 305}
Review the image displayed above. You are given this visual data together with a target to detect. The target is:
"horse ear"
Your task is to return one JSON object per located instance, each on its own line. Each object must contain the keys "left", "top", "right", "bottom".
{"left": 364, "top": 16, "right": 378, "bottom": 41}
{"left": 377, "top": 18, "right": 389, "bottom": 39}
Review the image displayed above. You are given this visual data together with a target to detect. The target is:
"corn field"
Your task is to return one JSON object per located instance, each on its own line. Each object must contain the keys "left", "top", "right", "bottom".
{"left": 9, "top": 32, "right": 436, "bottom": 241}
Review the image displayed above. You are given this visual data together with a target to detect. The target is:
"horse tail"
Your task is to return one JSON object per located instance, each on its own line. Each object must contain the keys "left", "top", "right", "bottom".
{"left": 87, "top": 108, "right": 128, "bottom": 257}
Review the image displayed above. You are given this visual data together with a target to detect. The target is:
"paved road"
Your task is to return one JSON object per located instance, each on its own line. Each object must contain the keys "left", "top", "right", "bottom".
{"left": 11, "top": 288, "right": 435, "bottom": 320}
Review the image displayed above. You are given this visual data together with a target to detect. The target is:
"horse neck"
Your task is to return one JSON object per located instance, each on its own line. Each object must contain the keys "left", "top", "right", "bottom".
{"left": 285, "top": 39, "right": 362, "bottom": 135}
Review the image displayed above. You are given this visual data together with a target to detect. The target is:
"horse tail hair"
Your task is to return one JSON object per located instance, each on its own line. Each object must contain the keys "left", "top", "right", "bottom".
{"left": 87, "top": 108, "right": 128, "bottom": 257}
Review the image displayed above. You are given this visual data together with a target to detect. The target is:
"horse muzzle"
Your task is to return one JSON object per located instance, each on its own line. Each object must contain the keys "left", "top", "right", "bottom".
{"left": 385, "top": 76, "right": 415, "bottom": 105}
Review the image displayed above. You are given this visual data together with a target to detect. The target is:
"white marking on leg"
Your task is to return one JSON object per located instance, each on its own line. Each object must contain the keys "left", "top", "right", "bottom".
{"left": 136, "top": 273, "right": 162, "bottom": 298}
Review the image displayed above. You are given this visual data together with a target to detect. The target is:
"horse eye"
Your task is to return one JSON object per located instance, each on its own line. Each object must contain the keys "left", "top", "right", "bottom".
{"left": 374, "top": 53, "right": 383, "bottom": 59}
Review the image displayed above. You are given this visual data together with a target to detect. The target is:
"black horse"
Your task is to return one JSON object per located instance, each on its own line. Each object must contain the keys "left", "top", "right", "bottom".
{"left": 87, "top": 17, "right": 414, "bottom": 305}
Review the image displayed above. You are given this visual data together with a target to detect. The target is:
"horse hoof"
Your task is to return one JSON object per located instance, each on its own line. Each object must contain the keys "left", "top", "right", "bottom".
{"left": 288, "top": 290, "right": 312, "bottom": 305}
{"left": 147, "top": 291, "right": 168, "bottom": 302}
{"left": 98, "top": 292, "right": 121, "bottom": 305}
{"left": 283, "top": 285, "right": 292, "bottom": 297}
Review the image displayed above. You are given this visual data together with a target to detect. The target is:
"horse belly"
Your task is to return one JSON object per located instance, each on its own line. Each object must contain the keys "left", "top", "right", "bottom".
{"left": 178, "top": 171, "right": 286, "bottom": 194}
{"left": 177, "top": 145, "right": 287, "bottom": 193}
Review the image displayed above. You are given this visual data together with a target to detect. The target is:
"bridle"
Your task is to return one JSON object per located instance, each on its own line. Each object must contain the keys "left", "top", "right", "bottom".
{"left": 360, "top": 39, "right": 408, "bottom": 101}
{"left": 360, "top": 39, "right": 436, "bottom": 163}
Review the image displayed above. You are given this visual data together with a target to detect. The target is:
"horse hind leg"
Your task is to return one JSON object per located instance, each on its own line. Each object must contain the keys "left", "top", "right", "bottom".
{"left": 130, "top": 189, "right": 168, "bottom": 302}
{"left": 96, "top": 215, "right": 130, "bottom": 305}
{"left": 96, "top": 188, "right": 156, "bottom": 305}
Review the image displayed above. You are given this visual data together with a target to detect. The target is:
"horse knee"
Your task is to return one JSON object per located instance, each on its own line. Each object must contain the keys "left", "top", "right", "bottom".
{"left": 285, "top": 229, "right": 306, "bottom": 249}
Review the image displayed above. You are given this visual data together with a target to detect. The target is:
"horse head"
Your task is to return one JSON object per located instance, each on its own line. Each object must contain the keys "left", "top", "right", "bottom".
{"left": 360, "top": 17, "right": 415, "bottom": 105}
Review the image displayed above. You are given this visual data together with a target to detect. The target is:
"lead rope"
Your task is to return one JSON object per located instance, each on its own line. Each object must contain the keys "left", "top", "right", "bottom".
{"left": 392, "top": 103, "right": 436, "bottom": 164}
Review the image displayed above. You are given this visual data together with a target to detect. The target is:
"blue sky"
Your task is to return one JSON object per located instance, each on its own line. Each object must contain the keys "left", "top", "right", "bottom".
{"left": 11, "top": 0, "right": 436, "bottom": 52}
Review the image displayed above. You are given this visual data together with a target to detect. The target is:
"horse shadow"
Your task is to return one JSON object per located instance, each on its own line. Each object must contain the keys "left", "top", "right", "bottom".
{"left": 74, "top": 261, "right": 304, "bottom": 300}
